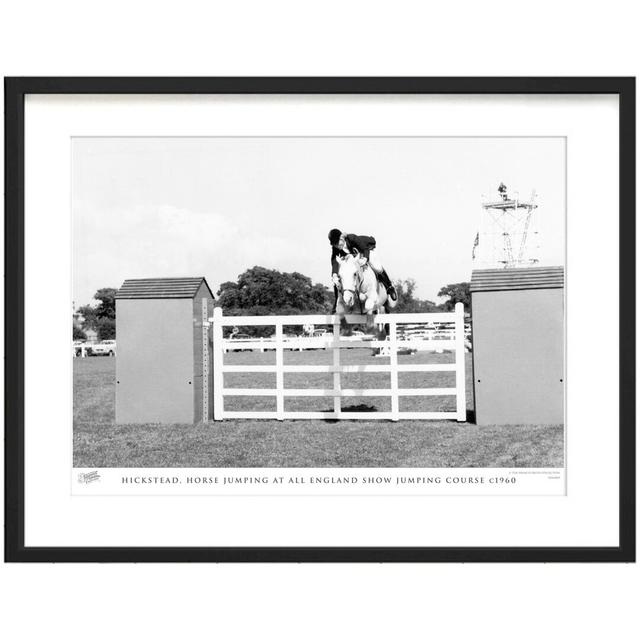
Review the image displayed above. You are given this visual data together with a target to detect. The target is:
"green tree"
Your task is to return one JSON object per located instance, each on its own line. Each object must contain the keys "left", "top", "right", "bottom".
{"left": 216, "top": 266, "right": 332, "bottom": 336}
{"left": 94, "top": 288, "right": 117, "bottom": 319}
{"left": 217, "top": 266, "right": 331, "bottom": 312}
{"left": 437, "top": 282, "right": 471, "bottom": 312}
{"left": 392, "top": 278, "right": 438, "bottom": 313}
{"left": 73, "top": 326, "right": 86, "bottom": 341}
{"left": 96, "top": 317, "right": 116, "bottom": 340}
{"left": 76, "top": 304, "right": 98, "bottom": 327}
{"left": 76, "top": 287, "right": 118, "bottom": 336}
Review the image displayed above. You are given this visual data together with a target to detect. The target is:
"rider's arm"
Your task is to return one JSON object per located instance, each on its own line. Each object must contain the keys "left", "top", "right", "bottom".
{"left": 345, "top": 234, "right": 376, "bottom": 260}
{"left": 331, "top": 246, "right": 340, "bottom": 275}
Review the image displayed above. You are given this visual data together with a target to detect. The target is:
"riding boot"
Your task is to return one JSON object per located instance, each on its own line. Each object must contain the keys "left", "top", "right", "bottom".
{"left": 378, "top": 269, "right": 397, "bottom": 301}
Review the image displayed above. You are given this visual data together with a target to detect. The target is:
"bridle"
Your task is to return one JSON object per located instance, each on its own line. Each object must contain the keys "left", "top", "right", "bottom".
{"left": 339, "top": 261, "right": 364, "bottom": 294}
{"left": 338, "top": 259, "right": 367, "bottom": 313}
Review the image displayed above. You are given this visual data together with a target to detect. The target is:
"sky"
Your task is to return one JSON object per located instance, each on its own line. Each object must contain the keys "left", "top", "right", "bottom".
{"left": 72, "top": 137, "right": 565, "bottom": 307}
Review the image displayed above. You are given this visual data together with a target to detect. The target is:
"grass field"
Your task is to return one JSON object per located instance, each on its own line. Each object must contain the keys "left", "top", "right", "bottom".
{"left": 73, "top": 350, "right": 563, "bottom": 468}
{"left": 221, "top": 347, "right": 465, "bottom": 414}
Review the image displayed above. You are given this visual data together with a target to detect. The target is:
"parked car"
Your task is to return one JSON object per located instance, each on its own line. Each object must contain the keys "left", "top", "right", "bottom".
{"left": 342, "top": 328, "right": 374, "bottom": 342}
{"left": 90, "top": 339, "right": 116, "bottom": 356}
{"left": 304, "top": 328, "right": 330, "bottom": 350}
{"left": 228, "top": 333, "right": 253, "bottom": 352}
{"left": 351, "top": 329, "right": 374, "bottom": 341}
{"left": 73, "top": 341, "right": 91, "bottom": 357}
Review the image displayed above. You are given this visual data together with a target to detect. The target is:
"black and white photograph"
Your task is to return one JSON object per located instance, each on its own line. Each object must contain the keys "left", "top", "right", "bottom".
{"left": 5, "top": 77, "right": 633, "bottom": 564}
{"left": 72, "top": 136, "right": 565, "bottom": 475}
{"left": 2, "top": 3, "right": 638, "bottom": 639}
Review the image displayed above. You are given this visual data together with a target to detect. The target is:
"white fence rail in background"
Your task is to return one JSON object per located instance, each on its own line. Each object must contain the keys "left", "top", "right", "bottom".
{"left": 208, "top": 304, "right": 467, "bottom": 422}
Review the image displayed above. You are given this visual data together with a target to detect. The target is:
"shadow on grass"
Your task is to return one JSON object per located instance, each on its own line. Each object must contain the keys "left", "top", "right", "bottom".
{"left": 322, "top": 406, "right": 475, "bottom": 425}
{"left": 321, "top": 403, "right": 379, "bottom": 423}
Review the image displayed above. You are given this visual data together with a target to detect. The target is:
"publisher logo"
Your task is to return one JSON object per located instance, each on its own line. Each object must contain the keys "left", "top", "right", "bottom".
{"left": 78, "top": 470, "right": 101, "bottom": 484}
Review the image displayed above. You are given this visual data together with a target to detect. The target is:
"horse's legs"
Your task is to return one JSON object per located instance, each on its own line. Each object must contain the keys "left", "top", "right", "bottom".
{"left": 335, "top": 298, "right": 353, "bottom": 336}
{"left": 377, "top": 317, "right": 389, "bottom": 341}
{"left": 379, "top": 299, "right": 391, "bottom": 339}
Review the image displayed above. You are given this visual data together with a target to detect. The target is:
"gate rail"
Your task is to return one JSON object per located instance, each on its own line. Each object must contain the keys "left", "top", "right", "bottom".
{"left": 208, "top": 304, "right": 466, "bottom": 422}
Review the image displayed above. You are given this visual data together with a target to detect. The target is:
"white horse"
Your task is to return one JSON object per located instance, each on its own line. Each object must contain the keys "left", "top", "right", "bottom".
{"left": 335, "top": 253, "right": 397, "bottom": 331}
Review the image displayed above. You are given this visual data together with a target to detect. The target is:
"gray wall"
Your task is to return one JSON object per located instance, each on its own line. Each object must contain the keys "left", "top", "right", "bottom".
{"left": 472, "top": 288, "right": 564, "bottom": 425}
{"left": 116, "top": 298, "right": 196, "bottom": 424}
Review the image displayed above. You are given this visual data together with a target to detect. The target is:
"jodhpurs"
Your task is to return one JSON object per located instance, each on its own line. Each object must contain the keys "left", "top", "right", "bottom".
{"left": 367, "top": 248, "right": 384, "bottom": 274}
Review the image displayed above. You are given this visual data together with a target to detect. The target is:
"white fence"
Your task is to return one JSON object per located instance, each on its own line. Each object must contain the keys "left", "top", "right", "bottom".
{"left": 207, "top": 304, "right": 466, "bottom": 422}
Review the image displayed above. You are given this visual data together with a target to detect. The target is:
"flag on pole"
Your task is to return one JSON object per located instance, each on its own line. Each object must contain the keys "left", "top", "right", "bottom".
{"left": 472, "top": 232, "right": 479, "bottom": 260}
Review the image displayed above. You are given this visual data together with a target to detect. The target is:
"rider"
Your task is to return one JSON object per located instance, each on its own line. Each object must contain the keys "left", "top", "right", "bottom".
{"left": 328, "top": 228, "right": 397, "bottom": 312}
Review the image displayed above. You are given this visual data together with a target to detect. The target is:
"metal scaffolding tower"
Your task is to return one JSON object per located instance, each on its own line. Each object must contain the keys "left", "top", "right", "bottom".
{"left": 473, "top": 183, "right": 540, "bottom": 268}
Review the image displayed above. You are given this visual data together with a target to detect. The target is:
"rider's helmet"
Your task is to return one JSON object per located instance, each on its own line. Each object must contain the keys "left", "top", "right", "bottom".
{"left": 328, "top": 229, "right": 342, "bottom": 245}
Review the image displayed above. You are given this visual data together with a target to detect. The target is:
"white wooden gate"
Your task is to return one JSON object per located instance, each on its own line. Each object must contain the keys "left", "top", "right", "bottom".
{"left": 207, "top": 304, "right": 466, "bottom": 422}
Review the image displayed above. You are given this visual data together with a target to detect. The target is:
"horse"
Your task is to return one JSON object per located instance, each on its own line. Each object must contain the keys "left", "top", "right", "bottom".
{"left": 335, "top": 253, "right": 397, "bottom": 334}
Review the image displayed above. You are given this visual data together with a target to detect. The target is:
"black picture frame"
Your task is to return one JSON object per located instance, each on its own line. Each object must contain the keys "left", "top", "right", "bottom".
{"left": 4, "top": 77, "right": 635, "bottom": 563}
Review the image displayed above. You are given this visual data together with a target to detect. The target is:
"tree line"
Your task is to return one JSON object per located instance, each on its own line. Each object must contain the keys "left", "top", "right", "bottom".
{"left": 73, "top": 267, "right": 470, "bottom": 340}
{"left": 73, "top": 288, "right": 117, "bottom": 341}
